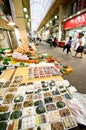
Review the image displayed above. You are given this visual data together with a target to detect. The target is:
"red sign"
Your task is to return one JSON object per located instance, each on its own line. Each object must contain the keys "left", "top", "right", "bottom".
{"left": 64, "top": 12, "right": 86, "bottom": 30}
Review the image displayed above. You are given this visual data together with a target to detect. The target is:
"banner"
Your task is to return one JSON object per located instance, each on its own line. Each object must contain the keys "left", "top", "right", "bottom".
{"left": 64, "top": 12, "right": 86, "bottom": 30}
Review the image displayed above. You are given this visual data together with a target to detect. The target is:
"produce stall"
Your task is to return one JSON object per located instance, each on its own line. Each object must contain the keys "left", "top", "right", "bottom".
{"left": 1, "top": 47, "right": 86, "bottom": 130}
{"left": 0, "top": 52, "right": 73, "bottom": 76}
{"left": 0, "top": 66, "right": 84, "bottom": 130}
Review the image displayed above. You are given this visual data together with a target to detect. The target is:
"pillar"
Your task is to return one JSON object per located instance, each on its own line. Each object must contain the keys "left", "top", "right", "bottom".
{"left": 58, "top": 5, "right": 63, "bottom": 41}
{"left": 13, "top": 0, "right": 28, "bottom": 47}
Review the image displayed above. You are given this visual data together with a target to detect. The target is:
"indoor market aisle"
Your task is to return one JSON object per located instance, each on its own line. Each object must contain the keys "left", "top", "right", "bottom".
{"left": 37, "top": 41, "right": 86, "bottom": 94}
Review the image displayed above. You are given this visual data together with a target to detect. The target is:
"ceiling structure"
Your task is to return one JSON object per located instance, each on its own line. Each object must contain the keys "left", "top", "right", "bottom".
{"left": 30, "top": 0, "right": 55, "bottom": 32}
{"left": 37, "top": 0, "right": 69, "bottom": 31}
{"left": 0, "top": 0, "right": 70, "bottom": 31}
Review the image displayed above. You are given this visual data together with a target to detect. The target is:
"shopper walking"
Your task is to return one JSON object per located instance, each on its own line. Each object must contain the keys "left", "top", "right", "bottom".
{"left": 73, "top": 33, "right": 85, "bottom": 58}
{"left": 63, "top": 36, "right": 72, "bottom": 54}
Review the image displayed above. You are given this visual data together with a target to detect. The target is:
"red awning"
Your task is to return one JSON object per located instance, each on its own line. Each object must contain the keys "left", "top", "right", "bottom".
{"left": 64, "top": 12, "right": 86, "bottom": 30}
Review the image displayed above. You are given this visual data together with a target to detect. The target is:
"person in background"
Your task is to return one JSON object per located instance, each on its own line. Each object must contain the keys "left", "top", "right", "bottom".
{"left": 73, "top": 33, "right": 85, "bottom": 58}
{"left": 63, "top": 36, "right": 72, "bottom": 54}
{"left": 53, "top": 37, "right": 58, "bottom": 47}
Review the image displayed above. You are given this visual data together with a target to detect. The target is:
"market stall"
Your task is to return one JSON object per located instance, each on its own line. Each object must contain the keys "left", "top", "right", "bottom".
{"left": 1, "top": 45, "right": 86, "bottom": 130}
{"left": 0, "top": 67, "right": 78, "bottom": 130}
{"left": 0, "top": 51, "right": 73, "bottom": 76}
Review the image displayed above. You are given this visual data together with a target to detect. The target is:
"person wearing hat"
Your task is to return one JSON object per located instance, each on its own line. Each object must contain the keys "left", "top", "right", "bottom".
{"left": 73, "top": 33, "right": 85, "bottom": 58}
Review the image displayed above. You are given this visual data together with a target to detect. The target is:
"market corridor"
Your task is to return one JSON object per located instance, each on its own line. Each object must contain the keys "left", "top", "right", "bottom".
{"left": 37, "top": 42, "right": 86, "bottom": 94}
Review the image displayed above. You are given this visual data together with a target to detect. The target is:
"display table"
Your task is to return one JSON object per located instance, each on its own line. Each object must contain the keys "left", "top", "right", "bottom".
{"left": 0, "top": 67, "right": 79, "bottom": 130}
{"left": 0, "top": 66, "right": 86, "bottom": 130}
{"left": 7, "top": 66, "right": 63, "bottom": 83}
{"left": 0, "top": 68, "right": 15, "bottom": 81}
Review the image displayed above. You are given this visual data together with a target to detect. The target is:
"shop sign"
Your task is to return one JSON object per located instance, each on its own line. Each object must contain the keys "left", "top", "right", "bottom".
{"left": 64, "top": 12, "right": 86, "bottom": 30}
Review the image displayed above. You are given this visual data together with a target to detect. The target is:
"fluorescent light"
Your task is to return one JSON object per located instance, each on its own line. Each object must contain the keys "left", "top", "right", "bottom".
{"left": 23, "top": 7, "right": 27, "bottom": 12}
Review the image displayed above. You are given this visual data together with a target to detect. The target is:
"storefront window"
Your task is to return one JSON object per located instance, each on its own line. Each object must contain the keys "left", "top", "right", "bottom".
{"left": 71, "top": 0, "right": 77, "bottom": 15}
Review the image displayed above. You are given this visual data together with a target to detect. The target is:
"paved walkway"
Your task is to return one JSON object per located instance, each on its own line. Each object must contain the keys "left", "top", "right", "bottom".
{"left": 37, "top": 42, "right": 86, "bottom": 94}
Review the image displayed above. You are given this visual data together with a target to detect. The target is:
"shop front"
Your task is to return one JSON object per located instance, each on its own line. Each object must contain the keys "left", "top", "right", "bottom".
{"left": 64, "top": 12, "right": 86, "bottom": 41}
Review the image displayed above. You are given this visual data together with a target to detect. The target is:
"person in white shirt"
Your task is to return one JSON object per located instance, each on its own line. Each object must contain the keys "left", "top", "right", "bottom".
{"left": 73, "top": 33, "right": 85, "bottom": 58}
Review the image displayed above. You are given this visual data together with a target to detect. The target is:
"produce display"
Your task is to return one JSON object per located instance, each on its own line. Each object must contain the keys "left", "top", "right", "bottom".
{"left": 51, "top": 121, "right": 64, "bottom": 130}
{"left": 56, "top": 101, "right": 66, "bottom": 108}
{"left": 0, "top": 76, "right": 77, "bottom": 130}
{"left": 28, "top": 63, "right": 61, "bottom": 78}
{"left": 0, "top": 51, "right": 73, "bottom": 77}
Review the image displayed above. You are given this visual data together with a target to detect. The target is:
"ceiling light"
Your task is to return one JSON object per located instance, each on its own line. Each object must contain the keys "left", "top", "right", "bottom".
{"left": 23, "top": 7, "right": 27, "bottom": 12}
{"left": 25, "top": 14, "right": 28, "bottom": 18}
{"left": 27, "top": 22, "right": 30, "bottom": 26}
{"left": 55, "top": 15, "right": 57, "bottom": 19}
{"left": 50, "top": 20, "right": 52, "bottom": 23}
{"left": 46, "top": 23, "right": 49, "bottom": 27}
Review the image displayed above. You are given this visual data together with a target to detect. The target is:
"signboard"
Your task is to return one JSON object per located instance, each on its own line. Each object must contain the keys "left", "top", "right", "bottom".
{"left": 64, "top": 12, "right": 86, "bottom": 30}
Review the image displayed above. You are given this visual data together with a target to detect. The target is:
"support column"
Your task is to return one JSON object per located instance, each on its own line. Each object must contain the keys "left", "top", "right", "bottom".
{"left": 58, "top": 5, "right": 63, "bottom": 41}
{"left": 13, "top": 0, "right": 28, "bottom": 47}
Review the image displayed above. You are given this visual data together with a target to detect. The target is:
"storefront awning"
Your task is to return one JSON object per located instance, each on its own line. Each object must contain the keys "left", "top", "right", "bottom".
{"left": 64, "top": 12, "right": 86, "bottom": 30}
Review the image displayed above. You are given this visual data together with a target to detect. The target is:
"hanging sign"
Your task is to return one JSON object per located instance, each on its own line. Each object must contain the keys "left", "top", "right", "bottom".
{"left": 64, "top": 12, "right": 86, "bottom": 30}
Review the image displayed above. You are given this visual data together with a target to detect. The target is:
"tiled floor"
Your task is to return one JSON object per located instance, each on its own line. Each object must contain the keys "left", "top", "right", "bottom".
{"left": 37, "top": 42, "right": 86, "bottom": 94}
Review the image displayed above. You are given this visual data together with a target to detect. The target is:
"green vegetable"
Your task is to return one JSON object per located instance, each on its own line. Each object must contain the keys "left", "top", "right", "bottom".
{"left": 3, "top": 61, "right": 9, "bottom": 65}
{"left": 19, "top": 62, "right": 25, "bottom": 66}
{"left": 3, "top": 57, "right": 11, "bottom": 61}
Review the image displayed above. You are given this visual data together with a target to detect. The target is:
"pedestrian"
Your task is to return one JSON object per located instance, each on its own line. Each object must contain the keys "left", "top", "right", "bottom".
{"left": 53, "top": 37, "right": 58, "bottom": 47}
{"left": 63, "top": 36, "right": 72, "bottom": 54}
{"left": 73, "top": 33, "right": 85, "bottom": 58}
